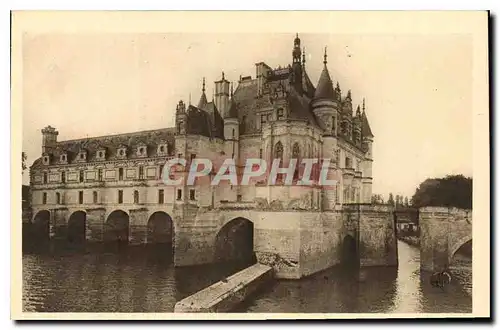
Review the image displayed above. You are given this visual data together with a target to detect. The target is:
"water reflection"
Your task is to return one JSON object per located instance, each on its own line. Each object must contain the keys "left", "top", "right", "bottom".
{"left": 22, "top": 240, "right": 471, "bottom": 313}
{"left": 240, "top": 241, "right": 471, "bottom": 313}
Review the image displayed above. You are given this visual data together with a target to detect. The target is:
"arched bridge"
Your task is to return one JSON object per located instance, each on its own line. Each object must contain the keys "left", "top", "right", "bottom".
{"left": 419, "top": 207, "right": 472, "bottom": 272}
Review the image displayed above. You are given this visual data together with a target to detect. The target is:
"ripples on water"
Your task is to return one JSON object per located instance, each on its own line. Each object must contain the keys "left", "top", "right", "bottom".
{"left": 22, "top": 241, "right": 472, "bottom": 313}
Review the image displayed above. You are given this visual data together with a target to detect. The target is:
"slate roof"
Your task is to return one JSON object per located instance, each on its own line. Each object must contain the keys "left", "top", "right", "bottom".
{"left": 31, "top": 127, "right": 176, "bottom": 168}
{"left": 314, "top": 65, "right": 335, "bottom": 100}
{"left": 361, "top": 111, "right": 374, "bottom": 138}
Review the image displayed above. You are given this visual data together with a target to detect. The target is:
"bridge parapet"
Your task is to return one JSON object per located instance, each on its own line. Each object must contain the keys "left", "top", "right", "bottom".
{"left": 218, "top": 201, "right": 256, "bottom": 210}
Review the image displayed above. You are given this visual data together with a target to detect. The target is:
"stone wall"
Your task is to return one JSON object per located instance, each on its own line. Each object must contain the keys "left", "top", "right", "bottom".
{"left": 343, "top": 204, "right": 398, "bottom": 267}
{"left": 419, "top": 206, "right": 472, "bottom": 272}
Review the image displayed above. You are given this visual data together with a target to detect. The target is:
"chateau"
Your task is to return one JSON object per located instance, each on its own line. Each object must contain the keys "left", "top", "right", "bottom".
{"left": 29, "top": 34, "right": 395, "bottom": 279}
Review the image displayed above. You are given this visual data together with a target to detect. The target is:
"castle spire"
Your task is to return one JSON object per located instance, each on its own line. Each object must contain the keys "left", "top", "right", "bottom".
{"left": 230, "top": 82, "right": 234, "bottom": 98}
{"left": 356, "top": 105, "right": 361, "bottom": 117}
{"left": 323, "top": 46, "right": 328, "bottom": 65}
{"left": 293, "top": 33, "right": 301, "bottom": 64}
{"left": 302, "top": 47, "right": 306, "bottom": 65}
{"left": 197, "top": 77, "right": 208, "bottom": 109}
{"left": 362, "top": 98, "right": 366, "bottom": 113}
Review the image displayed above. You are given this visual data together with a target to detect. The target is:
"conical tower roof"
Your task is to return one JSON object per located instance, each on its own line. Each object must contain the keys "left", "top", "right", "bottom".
{"left": 313, "top": 47, "right": 335, "bottom": 101}
{"left": 361, "top": 100, "right": 374, "bottom": 138}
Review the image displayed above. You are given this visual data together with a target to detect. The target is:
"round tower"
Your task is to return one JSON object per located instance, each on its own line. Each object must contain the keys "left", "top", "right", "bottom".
{"left": 311, "top": 47, "right": 340, "bottom": 211}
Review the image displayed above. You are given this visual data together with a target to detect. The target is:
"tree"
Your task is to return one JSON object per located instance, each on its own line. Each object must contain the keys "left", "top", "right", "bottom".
{"left": 411, "top": 175, "right": 472, "bottom": 209}
{"left": 22, "top": 152, "right": 27, "bottom": 174}
{"left": 387, "top": 193, "right": 395, "bottom": 206}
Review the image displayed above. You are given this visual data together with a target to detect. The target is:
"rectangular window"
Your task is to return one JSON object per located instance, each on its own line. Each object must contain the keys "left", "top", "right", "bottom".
{"left": 56, "top": 192, "right": 60, "bottom": 204}
{"left": 93, "top": 191, "right": 98, "bottom": 204}
{"left": 43, "top": 172, "right": 48, "bottom": 184}
{"left": 259, "top": 148, "right": 263, "bottom": 159}
{"left": 159, "top": 165, "right": 164, "bottom": 179}
{"left": 42, "top": 192, "right": 47, "bottom": 204}
{"left": 134, "top": 190, "right": 139, "bottom": 204}
{"left": 261, "top": 114, "right": 267, "bottom": 124}
{"left": 61, "top": 172, "right": 65, "bottom": 183}
{"left": 118, "top": 168, "right": 124, "bottom": 181}
{"left": 345, "top": 157, "right": 352, "bottom": 169}
{"left": 118, "top": 190, "right": 123, "bottom": 204}
{"left": 139, "top": 166, "right": 144, "bottom": 179}
{"left": 78, "top": 191, "right": 83, "bottom": 204}
{"left": 79, "top": 170, "right": 84, "bottom": 183}
{"left": 158, "top": 189, "right": 164, "bottom": 204}
{"left": 178, "top": 153, "right": 182, "bottom": 159}
{"left": 189, "top": 189, "right": 196, "bottom": 201}
{"left": 98, "top": 169, "right": 103, "bottom": 181}
{"left": 177, "top": 189, "right": 182, "bottom": 201}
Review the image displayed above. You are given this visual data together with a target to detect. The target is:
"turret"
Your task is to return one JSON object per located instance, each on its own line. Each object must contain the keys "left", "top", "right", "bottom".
{"left": 353, "top": 105, "right": 362, "bottom": 146}
{"left": 311, "top": 47, "right": 339, "bottom": 136}
{"left": 175, "top": 100, "right": 187, "bottom": 135}
{"left": 340, "top": 90, "right": 353, "bottom": 139}
{"left": 291, "top": 33, "right": 303, "bottom": 92}
{"left": 214, "top": 72, "right": 230, "bottom": 118}
{"left": 41, "top": 125, "right": 58, "bottom": 154}
{"left": 361, "top": 98, "right": 374, "bottom": 159}
{"left": 224, "top": 83, "right": 239, "bottom": 159}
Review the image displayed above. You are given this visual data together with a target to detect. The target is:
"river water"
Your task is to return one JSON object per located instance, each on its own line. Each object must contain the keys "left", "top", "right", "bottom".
{"left": 22, "top": 240, "right": 472, "bottom": 313}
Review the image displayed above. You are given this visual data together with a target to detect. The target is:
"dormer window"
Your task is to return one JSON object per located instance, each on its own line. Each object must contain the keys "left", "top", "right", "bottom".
{"left": 136, "top": 143, "right": 147, "bottom": 158}
{"left": 60, "top": 153, "right": 68, "bottom": 164}
{"left": 42, "top": 154, "right": 50, "bottom": 165}
{"left": 277, "top": 108, "right": 284, "bottom": 120}
{"left": 117, "top": 145, "right": 127, "bottom": 159}
{"left": 77, "top": 149, "right": 87, "bottom": 162}
{"left": 96, "top": 147, "right": 107, "bottom": 161}
{"left": 157, "top": 141, "right": 169, "bottom": 156}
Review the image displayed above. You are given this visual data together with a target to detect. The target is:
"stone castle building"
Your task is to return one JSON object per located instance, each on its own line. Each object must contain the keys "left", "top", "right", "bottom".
{"left": 29, "top": 34, "right": 396, "bottom": 279}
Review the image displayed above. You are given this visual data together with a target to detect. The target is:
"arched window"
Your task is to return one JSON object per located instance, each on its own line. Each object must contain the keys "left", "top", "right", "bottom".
{"left": 292, "top": 143, "right": 300, "bottom": 159}
{"left": 274, "top": 141, "right": 283, "bottom": 162}
{"left": 292, "top": 143, "right": 300, "bottom": 180}
{"left": 134, "top": 190, "right": 139, "bottom": 204}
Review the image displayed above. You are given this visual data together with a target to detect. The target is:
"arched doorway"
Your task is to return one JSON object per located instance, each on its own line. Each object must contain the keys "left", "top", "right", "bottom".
{"left": 32, "top": 210, "right": 50, "bottom": 243}
{"left": 214, "top": 217, "right": 254, "bottom": 264}
{"left": 341, "top": 234, "right": 359, "bottom": 268}
{"left": 105, "top": 210, "right": 130, "bottom": 244}
{"left": 67, "top": 211, "right": 86, "bottom": 245}
{"left": 147, "top": 211, "right": 174, "bottom": 262}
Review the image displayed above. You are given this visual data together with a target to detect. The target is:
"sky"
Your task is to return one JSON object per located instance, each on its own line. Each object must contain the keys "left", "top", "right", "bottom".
{"left": 21, "top": 32, "right": 473, "bottom": 198}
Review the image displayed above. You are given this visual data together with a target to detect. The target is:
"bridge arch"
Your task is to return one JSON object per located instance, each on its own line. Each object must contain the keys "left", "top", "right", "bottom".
{"left": 449, "top": 235, "right": 472, "bottom": 265}
{"left": 340, "top": 234, "right": 359, "bottom": 267}
{"left": 214, "top": 217, "right": 254, "bottom": 263}
{"left": 67, "top": 210, "right": 87, "bottom": 244}
{"left": 105, "top": 209, "right": 130, "bottom": 243}
{"left": 32, "top": 210, "right": 50, "bottom": 241}
{"left": 147, "top": 211, "right": 174, "bottom": 245}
